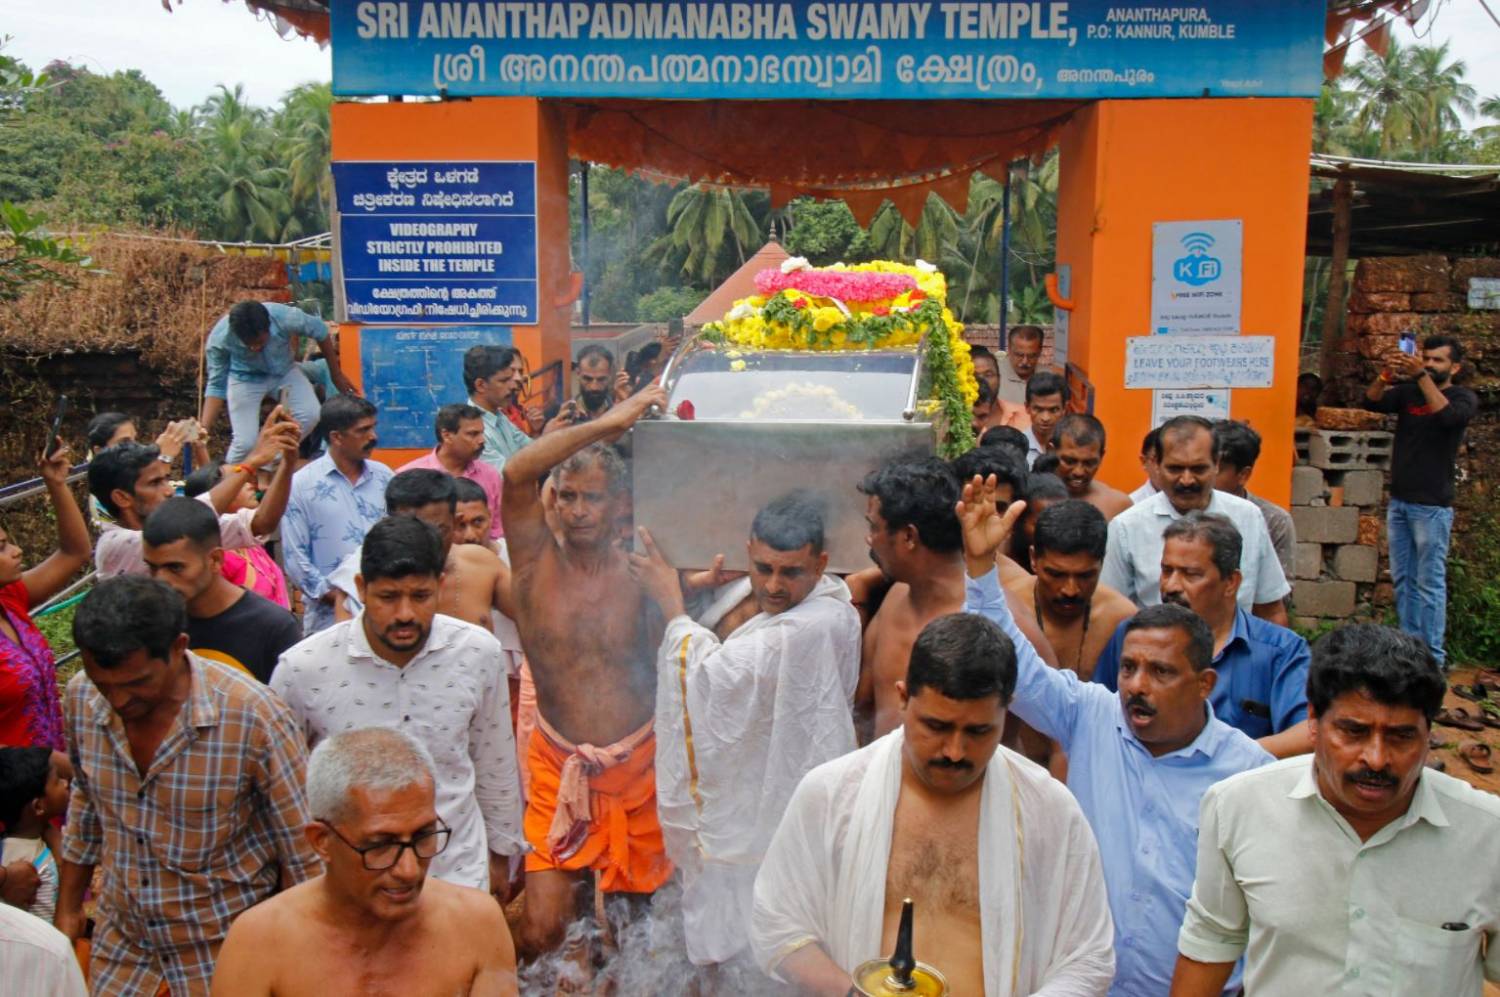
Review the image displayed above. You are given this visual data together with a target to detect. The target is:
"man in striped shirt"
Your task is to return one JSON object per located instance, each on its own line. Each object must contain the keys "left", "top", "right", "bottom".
{"left": 54, "top": 577, "right": 320, "bottom": 995}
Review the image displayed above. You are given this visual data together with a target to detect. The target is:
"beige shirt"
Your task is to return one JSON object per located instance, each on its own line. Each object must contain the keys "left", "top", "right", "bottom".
{"left": 996, "top": 352, "right": 1030, "bottom": 406}
{"left": 1179, "top": 755, "right": 1500, "bottom": 995}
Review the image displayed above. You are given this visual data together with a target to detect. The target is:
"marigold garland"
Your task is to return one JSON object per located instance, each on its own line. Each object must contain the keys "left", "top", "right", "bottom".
{"left": 703, "top": 260, "right": 978, "bottom": 457}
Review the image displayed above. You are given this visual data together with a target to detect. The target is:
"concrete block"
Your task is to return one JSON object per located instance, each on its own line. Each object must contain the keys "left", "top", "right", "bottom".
{"left": 1332, "top": 545, "right": 1378, "bottom": 583}
{"left": 1293, "top": 580, "right": 1358, "bottom": 618}
{"left": 1338, "top": 470, "right": 1384, "bottom": 508}
{"left": 1292, "top": 506, "right": 1359, "bottom": 544}
{"left": 1294, "top": 543, "right": 1323, "bottom": 580}
{"left": 1307, "top": 430, "right": 1393, "bottom": 471}
{"left": 1294, "top": 428, "right": 1312, "bottom": 465}
{"left": 1291, "top": 466, "right": 1327, "bottom": 506}
{"left": 1358, "top": 515, "right": 1382, "bottom": 547}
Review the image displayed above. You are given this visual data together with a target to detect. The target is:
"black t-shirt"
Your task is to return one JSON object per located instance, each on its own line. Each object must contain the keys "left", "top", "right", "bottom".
{"left": 186, "top": 590, "right": 303, "bottom": 683}
{"left": 1366, "top": 381, "right": 1477, "bottom": 506}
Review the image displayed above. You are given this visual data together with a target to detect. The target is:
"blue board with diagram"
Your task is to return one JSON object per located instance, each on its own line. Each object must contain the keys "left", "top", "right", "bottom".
{"left": 358, "top": 325, "right": 512, "bottom": 449}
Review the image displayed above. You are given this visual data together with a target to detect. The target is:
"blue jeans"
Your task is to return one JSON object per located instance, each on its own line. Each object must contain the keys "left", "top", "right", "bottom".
{"left": 1387, "top": 498, "right": 1455, "bottom": 665}
{"left": 224, "top": 367, "right": 321, "bottom": 463}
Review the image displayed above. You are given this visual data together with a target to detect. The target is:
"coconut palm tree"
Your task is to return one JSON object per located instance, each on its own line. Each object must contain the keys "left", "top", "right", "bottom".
{"left": 1346, "top": 41, "right": 1422, "bottom": 158}
{"left": 202, "top": 110, "right": 291, "bottom": 242}
{"left": 279, "top": 84, "right": 331, "bottom": 200}
{"left": 1347, "top": 40, "right": 1475, "bottom": 160}
{"left": 648, "top": 184, "right": 763, "bottom": 285}
{"left": 865, "top": 194, "right": 958, "bottom": 265}
{"left": 1406, "top": 42, "right": 1475, "bottom": 156}
{"left": 277, "top": 82, "right": 332, "bottom": 234}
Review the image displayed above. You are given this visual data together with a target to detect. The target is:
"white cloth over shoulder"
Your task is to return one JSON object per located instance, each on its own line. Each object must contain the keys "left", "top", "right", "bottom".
{"left": 655, "top": 573, "right": 860, "bottom": 965}
{"left": 752, "top": 729, "right": 1115, "bottom": 996}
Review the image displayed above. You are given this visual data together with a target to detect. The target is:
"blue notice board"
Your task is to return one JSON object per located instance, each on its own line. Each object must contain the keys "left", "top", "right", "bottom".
{"left": 360, "top": 325, "right": 512, "bottom": 448}
{"left": 331, "top": 0, "right": 1325, "bottom": 101}
{"left": 333, "top": 161, "right": 538, "bottom": 325}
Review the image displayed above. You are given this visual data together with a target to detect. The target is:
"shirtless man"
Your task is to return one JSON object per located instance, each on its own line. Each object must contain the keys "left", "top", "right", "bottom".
{"left": 1052, "top": 414, "right": 1132, "bottom": 522}
{"left": 453, "top": 476, "right": 497, "bottom": 548}
{"left": 501, "top": 385, "right": 674, "bottom": 959}
{"left": 1005, "top": 501, "right": 1136, "bottom": 683}
{"left": 331, "top": 469, "right": 514, "bottom": 632}
{"left": 751, "top": 612, "right": 1115, "bottom": 995}
{"left": 211, "top": 728, "right": 518, "bottom": 996}
{"left": 854, "top": 457, "right": 1056, "bottom": 741}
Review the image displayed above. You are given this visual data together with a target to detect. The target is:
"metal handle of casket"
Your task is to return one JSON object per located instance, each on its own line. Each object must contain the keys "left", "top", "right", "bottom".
{"left": 656, "top": 326, "right": 710, "bottom": 401}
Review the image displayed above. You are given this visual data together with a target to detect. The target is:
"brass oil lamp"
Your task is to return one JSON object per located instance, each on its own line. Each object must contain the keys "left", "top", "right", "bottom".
{"left": 849, "top": 899, "right": 950, "bottom": 997}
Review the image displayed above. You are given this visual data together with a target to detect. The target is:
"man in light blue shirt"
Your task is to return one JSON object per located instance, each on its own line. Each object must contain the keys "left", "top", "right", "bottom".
{"left": 201, "top": 301, "right": 354, "bottom": 462}
{"left": 1093, "top": 513, "right": 1312, "bottom": 759}
{"left": 463, "top": 344, "right": 533, "bottom": 472}
{"left": 281, "top": 395, "right": 391, "bottom": 633}
{"left": 957, "top": 474, "right": 1271, "bottom": 996}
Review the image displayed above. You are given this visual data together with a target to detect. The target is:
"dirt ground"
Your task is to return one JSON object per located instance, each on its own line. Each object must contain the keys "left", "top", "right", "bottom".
{"left": 1430, "top": 667, "right": 1500, "bottom": 997}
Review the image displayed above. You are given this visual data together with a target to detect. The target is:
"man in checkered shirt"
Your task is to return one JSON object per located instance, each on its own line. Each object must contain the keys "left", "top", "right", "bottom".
{"left": 53, "top": 577, "right": 320, "bottom": 995}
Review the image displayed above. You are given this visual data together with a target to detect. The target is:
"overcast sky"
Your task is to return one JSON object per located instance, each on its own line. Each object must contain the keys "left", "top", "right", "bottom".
{"left": 3, "top": 0, "right": 1498, "bottom": 120}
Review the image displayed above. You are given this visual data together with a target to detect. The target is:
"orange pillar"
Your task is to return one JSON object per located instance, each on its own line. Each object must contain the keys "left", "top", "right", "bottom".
{"left": 1054, "top": 98, "right": 1313, "bottom": 507}
{"left": 330, "top": 98, "right": 575, "bottom": 466}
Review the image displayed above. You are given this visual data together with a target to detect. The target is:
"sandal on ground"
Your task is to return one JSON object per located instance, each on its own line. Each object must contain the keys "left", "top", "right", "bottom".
{"left": 1458, "top": 742, "right": 1493, "bottom": 775}
{"left": 1425, "top": 756, "right": 1447, "bottom": 772}
{"left": 1435, "top": 708, "right": 1486, "bottom": 731}
{"left": 1480, "top": 709, "right": 1500, "bottom": 731}
{"left": 1452, "top": 683, "right": 1493, "bottom": 704}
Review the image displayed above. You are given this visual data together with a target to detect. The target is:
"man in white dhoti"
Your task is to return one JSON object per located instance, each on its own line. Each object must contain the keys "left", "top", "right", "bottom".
{"left": 750, "top": 611, "right": 1115, "bottom": 995}
{"left": 629, "top": 491, "right": 862, "bottom": 969}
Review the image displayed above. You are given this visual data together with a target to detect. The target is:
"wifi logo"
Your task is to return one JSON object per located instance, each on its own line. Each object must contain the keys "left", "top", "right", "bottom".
{"left": 1173, "top": 232, "right": 1222, "bottom": 286}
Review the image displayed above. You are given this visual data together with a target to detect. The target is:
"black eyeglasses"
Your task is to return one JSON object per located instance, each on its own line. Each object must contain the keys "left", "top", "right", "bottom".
{"left": 317, "top": 818, "right": 451, "bottom": 871}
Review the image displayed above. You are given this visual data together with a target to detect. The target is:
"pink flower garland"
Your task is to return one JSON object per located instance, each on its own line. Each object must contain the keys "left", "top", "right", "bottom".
{"left": 754, "top": 268, "right": 917, "bottom": 302}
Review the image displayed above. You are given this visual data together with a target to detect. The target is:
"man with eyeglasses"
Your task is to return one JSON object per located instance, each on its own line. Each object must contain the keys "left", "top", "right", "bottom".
{"left": 212, "top": 727, "right": 519, "bottom": 996}
{"left": 272, "top": 516, "right": 525, "bottom": 901}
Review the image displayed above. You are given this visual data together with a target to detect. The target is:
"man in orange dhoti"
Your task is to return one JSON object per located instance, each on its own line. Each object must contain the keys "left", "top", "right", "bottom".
{"left": 501, "top": 386, "right": 674, "bottom": 968}
{"left": 522, "top": 717, "right": 671, "bottom": 894}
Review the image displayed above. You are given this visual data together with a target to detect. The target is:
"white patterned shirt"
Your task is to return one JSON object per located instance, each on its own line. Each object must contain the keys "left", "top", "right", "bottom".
{"left": 271, "top": 614, "right": 524, "bottom": 890}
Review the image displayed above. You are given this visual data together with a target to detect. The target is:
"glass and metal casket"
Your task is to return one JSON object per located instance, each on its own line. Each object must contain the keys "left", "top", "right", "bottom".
{"left": 631, "top": 338, "right": 935, "bottom": 573}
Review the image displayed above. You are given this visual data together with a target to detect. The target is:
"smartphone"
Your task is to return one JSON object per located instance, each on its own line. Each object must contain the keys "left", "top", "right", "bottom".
{"left": 279, "top": 386, "right": 291, "bottom": 408}
{"left": 43, "top": 395, "right": 69, "bottom": 459}
{"left": 1399, "top": 331, "right": 1417, "bottom": 356}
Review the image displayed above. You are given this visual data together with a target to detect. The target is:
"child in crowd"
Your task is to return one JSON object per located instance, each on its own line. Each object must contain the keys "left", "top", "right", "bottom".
{"left": 0, "top": 746, "right": 71, "bottom": 921}
{"left": 183, "top": 462, "right": 293, "bottom": 609}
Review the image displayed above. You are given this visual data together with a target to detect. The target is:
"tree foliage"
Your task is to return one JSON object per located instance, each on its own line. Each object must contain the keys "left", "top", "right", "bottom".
{"left": 0, "top": 56, "right": 328, "bottom": 243}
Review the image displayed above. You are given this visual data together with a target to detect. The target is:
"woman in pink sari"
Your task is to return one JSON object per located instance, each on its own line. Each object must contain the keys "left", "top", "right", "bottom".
{"left": 183, "top": 462, "right": 291, "bottom": 609}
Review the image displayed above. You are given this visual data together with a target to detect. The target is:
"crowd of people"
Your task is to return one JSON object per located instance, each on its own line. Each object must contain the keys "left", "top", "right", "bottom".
{"left": 0, "top": 300, "right": 1496, "bottom": 996}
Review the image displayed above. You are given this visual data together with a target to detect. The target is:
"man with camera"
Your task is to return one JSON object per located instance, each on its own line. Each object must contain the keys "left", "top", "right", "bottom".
{"left": 1364, "top": 334, "right": 1477, "bottom": 668}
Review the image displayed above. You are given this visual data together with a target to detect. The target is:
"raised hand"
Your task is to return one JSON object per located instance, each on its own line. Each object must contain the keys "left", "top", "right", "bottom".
{"left": 246, "top": 406, "right": 303, "bottom": 468}
{"left": 37, "top": 437, "right": 73, "bottom": 484}
{"left": 613, "top": 369, "right": 633, "bottom": 403}
{"left": 608, "top": 383, "right": 668, "bottom": 429}
{"left": 154, "top": 419, "right": 193, "bottom": 460}
{"left": 955, "top": 474, "right": 1026, "bottom": 578}
{"left": 626, "top": 527, "right": 686, "bottom": 619}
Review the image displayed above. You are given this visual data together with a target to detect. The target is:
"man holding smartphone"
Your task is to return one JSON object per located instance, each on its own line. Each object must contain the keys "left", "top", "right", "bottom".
{"left": 200, "top": 301, "right": 356, "bottom": 463}
{"left": 1364, "top": 334, "right": 1476, "bottom": 668}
